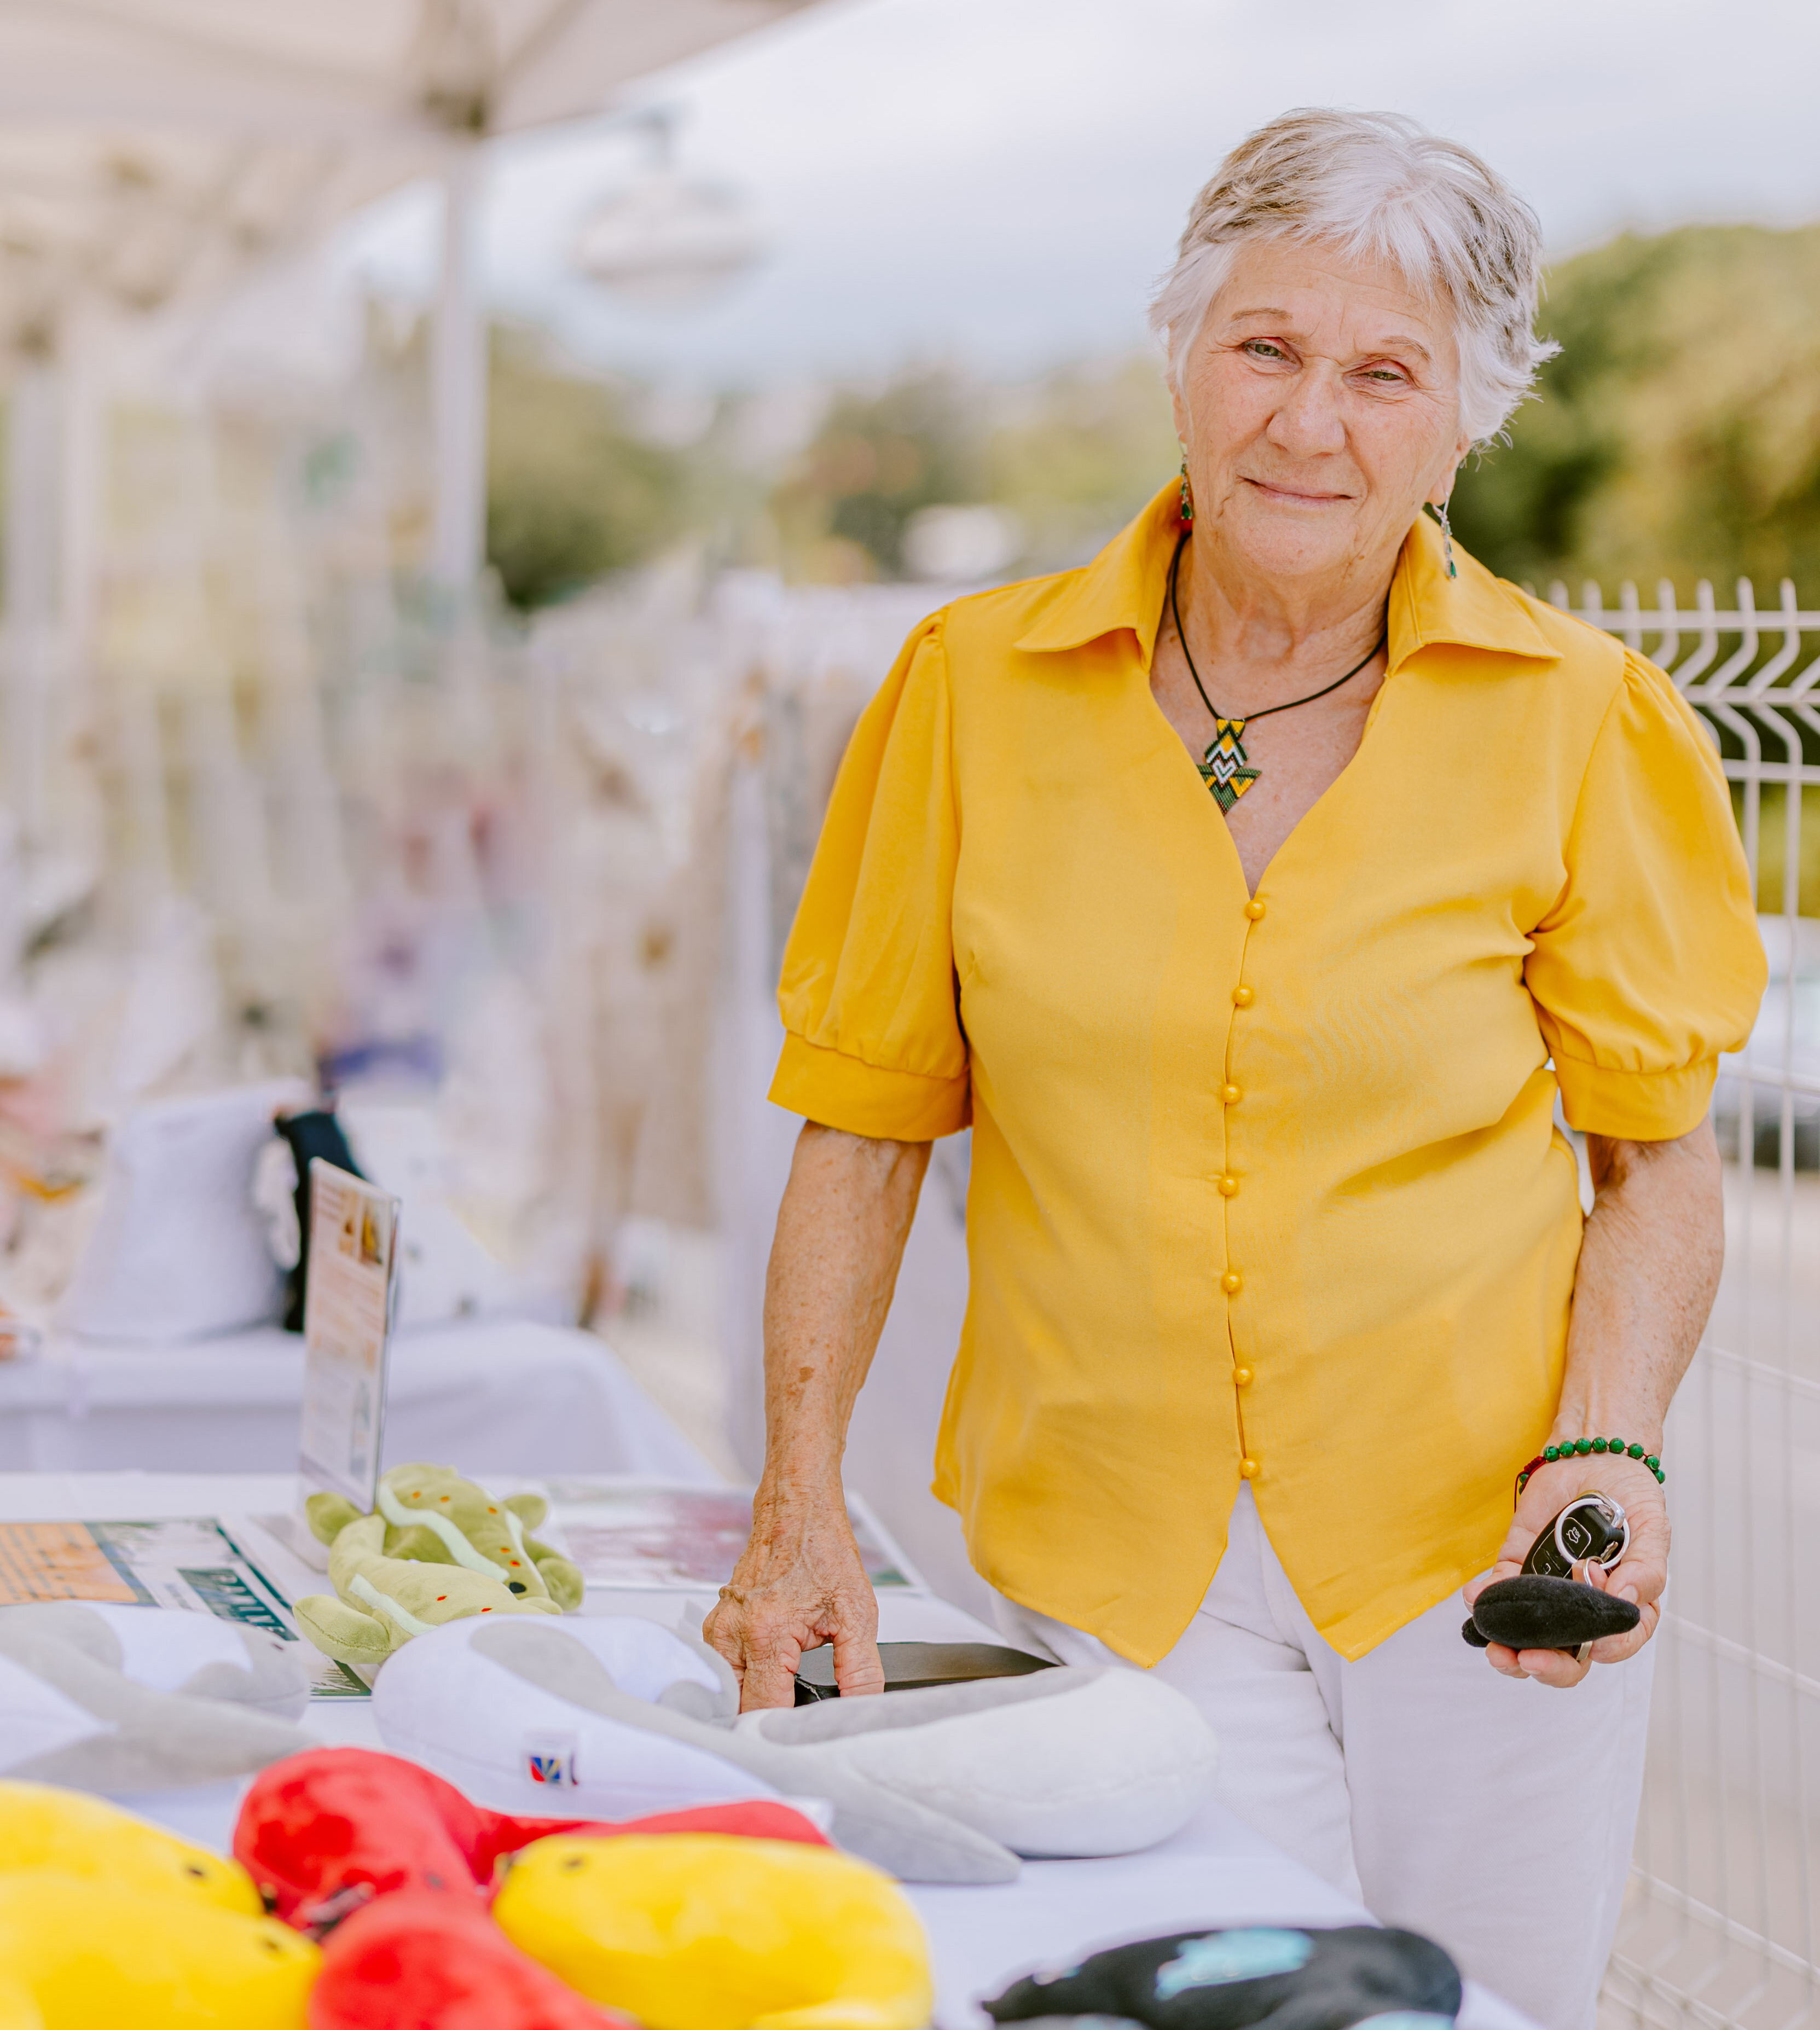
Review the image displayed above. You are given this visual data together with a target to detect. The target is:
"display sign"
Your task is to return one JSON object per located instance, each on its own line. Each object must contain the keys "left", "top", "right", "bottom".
{"left": 297, "top": 1159, "right": 400, "bottom": 1515}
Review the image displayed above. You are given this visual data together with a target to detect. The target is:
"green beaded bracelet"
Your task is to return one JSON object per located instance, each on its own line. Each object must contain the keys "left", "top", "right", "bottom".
{"left": 1516, "top": 1439, "right": 1663, "bottom": 1497}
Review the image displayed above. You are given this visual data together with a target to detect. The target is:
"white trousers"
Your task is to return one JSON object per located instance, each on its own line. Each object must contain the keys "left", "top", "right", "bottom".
{"left": 992, "top": 1487, "right": 1651, "bottom": 2030}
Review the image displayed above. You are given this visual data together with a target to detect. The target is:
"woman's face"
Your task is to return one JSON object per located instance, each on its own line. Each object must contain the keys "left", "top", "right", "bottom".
{"left": 1173, "top": 237, "right": 1472, "bottom": 590}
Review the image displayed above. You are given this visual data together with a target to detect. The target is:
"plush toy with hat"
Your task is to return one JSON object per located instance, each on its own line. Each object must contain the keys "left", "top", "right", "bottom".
{"left": 294, "top": 1465, "right": 584, "bottom": 1671}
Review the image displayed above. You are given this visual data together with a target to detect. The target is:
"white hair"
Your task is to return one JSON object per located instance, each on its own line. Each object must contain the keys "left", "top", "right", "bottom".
{"left": 1149, "top": 108, "right": 1557, "bottom": 446}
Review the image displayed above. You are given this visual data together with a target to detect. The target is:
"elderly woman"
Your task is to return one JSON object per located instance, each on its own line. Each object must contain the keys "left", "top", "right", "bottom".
{"left": 705, "top": 109, "right": 1764, "bottom": 2027}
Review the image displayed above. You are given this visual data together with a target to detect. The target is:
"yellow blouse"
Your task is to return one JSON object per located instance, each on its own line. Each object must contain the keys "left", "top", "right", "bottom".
{"left": 770, "top": 484, "right": 1765, "bottom": 1664}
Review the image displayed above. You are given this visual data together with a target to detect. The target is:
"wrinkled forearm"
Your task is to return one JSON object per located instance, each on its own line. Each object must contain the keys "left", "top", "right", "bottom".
{"left": 1553, "top": 1117, "right": 1724, "bottom": 1447}
{"left": 755, "top": 1122, "right": 931, "bottom": 1510}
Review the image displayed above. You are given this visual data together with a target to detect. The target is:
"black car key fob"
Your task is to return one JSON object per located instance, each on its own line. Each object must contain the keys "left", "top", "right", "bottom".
{"left": 1463, "top": 1492, "right": 1640, "bottom": 1654}
{"left": 1521, "top": 1493, "right": 1630, "bottom": 1579}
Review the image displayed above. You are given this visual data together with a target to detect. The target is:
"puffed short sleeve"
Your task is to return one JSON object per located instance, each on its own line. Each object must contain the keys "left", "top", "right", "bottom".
{"left": 768, "top": 614, "right": 970, "bottom": 1140}
{"left": 1527, "top": 651, "right": 1766, "bottom": 1139}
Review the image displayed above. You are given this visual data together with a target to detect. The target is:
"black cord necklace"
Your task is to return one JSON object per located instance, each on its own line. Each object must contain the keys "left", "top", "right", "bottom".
{"left": 1167, "top": 531, "right": 1387, "bottom": 813}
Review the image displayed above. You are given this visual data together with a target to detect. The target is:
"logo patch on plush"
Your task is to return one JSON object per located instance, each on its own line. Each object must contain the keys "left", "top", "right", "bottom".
{"left": 524, "top": 1732, "right": 578, "bottom": 1788}
{"left": 1154, "top": 1930, "right": 1314, "bottom": 1998}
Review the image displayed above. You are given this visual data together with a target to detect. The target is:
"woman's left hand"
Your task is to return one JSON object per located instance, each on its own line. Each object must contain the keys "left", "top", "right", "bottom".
{"left": 1461, "top": 1451, "right": 1668, "bottom": 1688}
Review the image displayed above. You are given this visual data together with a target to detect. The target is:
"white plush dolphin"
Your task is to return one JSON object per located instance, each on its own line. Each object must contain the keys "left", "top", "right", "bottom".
{"left": 372, "top": 1613, "right": 1218, "bottom": 1884}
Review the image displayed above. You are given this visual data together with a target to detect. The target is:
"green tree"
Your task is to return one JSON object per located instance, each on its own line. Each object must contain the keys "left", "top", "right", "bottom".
{"left": 1451, "top": 224, "right": 1820, "bottom": 597}
{"left": 486, "top": 333, "right": 688, "bottom": 611}
{"left": 770, "top": 369, "right": 988, "bottom": 581}
{"left": 986, "top": 357, "right": 1179, "bottom": 572}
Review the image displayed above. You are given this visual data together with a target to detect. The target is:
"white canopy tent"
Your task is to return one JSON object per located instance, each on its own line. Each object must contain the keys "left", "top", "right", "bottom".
{"left": 0, "top": 0, "right": 818, "bottom": 855}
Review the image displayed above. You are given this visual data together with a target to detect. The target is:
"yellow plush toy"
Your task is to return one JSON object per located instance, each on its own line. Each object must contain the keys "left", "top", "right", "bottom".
{"left": 0, "top": 1781, "right": 260, "bottom": 1912}
{"left": 492, "top": 1832, "right": 934, "bottom": 2030}
{"left": 0, "top": 1875, "right": 318, "bottom": 2030}
{"left": 0, "top": 1783, "right": 317, "bottom": 2030}
{"left": 295, "top": 1464, "right": 585, "bottom": 1669}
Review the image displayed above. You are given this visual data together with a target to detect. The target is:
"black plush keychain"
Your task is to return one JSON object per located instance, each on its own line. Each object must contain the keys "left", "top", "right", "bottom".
{"left": 1462, "top": 1493, "right": 1641, "bottom": 1657}
{"left": 984, "top": 1924, "right": 1460, "bottom": 2030}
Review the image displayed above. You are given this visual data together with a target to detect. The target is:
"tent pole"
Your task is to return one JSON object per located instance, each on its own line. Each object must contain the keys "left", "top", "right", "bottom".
{"left": 430, "top": 141, "right": 488, "bottom": 602}
{"left": 4, "top": 355, "right": 59, "bottom": 855}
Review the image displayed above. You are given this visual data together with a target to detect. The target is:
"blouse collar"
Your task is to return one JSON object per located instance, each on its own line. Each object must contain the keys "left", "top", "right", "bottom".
{"left": 1013, "top": 480, "right": 1563, "bottom": 673}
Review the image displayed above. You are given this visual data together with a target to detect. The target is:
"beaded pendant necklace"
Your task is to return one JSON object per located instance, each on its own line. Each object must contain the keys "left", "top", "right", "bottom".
{"left": 1167, "top": 531, "right": 1387, "bottom": 813}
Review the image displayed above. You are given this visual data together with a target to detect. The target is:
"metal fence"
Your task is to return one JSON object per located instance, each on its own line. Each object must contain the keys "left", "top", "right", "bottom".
{"left": 1558, "top": 580, "right": 1819, "bottom": 2030}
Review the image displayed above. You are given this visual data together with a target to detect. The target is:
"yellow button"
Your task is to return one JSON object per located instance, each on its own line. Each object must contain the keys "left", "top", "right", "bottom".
{"left": 1233, "top": 1365, "right": 1254, "bottom": 1386}
{"left": 1221, "top": 1271, "right": 1242, "bottom": 1295}
{"left": 1232, "top": 985, "right": 1255, "bottom": 1008}
{"left": 1218, "top": 1174, "right": 1240, "bottom": 1197}
{"left": 1239, "top": 1457, "right": 1260, "bottom": 1478}
{"left": 1244, "top": 900, "right": 1266, "bottom": 921}
{"left": 1221, "top": 1083, "right": 1242, "bottom": 1105}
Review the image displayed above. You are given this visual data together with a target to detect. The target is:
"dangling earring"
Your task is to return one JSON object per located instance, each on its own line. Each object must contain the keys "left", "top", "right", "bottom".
{"left": 1178, "top": 455, "right": 1195, "bottom": 527}
{"left": 1432, "top": 498, "right": 1457, "bottom": 579}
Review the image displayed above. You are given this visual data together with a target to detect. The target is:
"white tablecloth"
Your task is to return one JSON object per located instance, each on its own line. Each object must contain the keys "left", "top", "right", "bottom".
{"left": 0, "top": 1470, "right": 1535, "bottom": 2030}
{"left": 0, "top": 1321, "right": 719, "bottom": 1481}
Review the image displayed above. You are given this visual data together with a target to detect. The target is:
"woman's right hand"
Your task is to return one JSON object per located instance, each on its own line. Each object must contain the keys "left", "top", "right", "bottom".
{"left": 710, "top": 1122, "right": 929, "bottom": 1710}
{"left": 703, "top": 1484, "right": 885, "bottom": 1710}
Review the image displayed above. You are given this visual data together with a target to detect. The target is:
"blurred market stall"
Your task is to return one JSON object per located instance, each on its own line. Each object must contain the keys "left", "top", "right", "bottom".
{"left": 0, "top": 0, "right": 821, "bottom": 1332}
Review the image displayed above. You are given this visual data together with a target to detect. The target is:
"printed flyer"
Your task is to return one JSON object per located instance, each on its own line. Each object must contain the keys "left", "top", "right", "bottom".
{"left": 0, "top": 1513, "right": 366, "bottom": 1696}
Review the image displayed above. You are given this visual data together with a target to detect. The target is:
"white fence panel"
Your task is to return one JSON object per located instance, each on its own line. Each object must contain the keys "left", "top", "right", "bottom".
{"left": 1561, "top": 579, "right": 1819, "bottom": 2030}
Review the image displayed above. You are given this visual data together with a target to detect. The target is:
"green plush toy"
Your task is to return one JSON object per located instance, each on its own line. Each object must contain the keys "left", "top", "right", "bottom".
{"left": 293, "top": 1464, "right": 586, "bottom": 1671}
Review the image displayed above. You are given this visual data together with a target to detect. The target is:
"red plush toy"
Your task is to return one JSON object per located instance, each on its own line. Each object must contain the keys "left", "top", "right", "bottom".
{"left": 309, "top": 1892, "right": 636, "bottom": 2030}
{"left": 236, "top": 1746, "right": 830, "bottom": 1930}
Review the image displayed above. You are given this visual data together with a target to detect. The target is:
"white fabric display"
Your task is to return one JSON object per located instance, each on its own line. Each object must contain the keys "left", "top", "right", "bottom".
{"left": 337, "top": 1101, "right": 569, "bottom": 1330}
{"left": 0, "top": 1319, "right": 723, "bottom": 1479}
{"left": 59, "top": 1079, "right": 309, "bottom": 1342}
{"left": 373, "top": 1614, "right": 1218, "bottom": 1882}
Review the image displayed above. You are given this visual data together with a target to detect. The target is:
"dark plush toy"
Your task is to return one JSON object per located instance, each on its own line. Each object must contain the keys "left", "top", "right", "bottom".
{"left": 1463, "top": 1493, "right": 1642, "bottom": 1654}
{"left": 236, "top": 1746, "right": 829, "bottom": 1930}
{"left": 984, "top": 1924, "right": 1461, "bottom": 2030}
{"left": 310, "top": 1890, "right": 635, "bottom": 2030}
{"left": 1463, "top": 1574, "right": 1640, "bottom": 1652}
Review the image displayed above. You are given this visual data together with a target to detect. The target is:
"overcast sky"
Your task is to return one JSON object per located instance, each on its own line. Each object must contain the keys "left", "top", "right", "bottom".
{"left": 344, "top": 0, "right": 1820, "bottom": 387}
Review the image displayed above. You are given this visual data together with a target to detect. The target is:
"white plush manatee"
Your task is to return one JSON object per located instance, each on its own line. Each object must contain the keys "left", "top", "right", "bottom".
{"left": 372, "top": 1614, "right": 1218, "bottom": 1884}
{"left": 0, "top": 1603, "right": 313, "bottom": 1793}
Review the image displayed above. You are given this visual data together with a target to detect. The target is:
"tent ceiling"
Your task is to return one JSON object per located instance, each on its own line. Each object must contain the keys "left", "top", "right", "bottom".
{"left": 0, "top": 1, "right": 816, "bottom": 135}
{"left": 0, "top": 0, "right": 817, "bottom": 346}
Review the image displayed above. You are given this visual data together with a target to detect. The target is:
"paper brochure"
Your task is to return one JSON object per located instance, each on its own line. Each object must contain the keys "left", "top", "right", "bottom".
{"left": 0, "top": 1513, "right": 366, "bottom": 1696}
